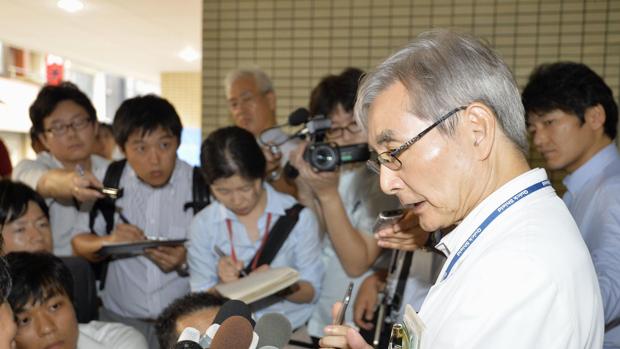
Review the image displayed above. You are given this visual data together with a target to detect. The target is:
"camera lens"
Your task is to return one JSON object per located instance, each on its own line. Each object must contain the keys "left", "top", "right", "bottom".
{"left": 309, "top": 143, "right": 339, "bottom": 171}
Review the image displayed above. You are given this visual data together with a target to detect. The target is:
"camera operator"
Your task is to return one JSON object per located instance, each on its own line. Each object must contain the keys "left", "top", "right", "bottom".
{"left": 290, "top": 68, "right": 434, "bottom": 345}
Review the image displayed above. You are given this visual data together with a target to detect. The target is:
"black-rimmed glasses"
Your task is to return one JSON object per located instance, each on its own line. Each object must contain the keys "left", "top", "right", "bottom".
{"left": 44, "top": 117, "right": 93, "bottom": 137}
{"left": 367, "top": 106, "right": 467, "bottom": 174}
{"left": 326, "top": 121, "right": 362, "bottom": 139}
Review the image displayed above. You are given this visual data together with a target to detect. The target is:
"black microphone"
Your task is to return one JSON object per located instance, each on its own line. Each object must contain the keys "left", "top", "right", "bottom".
{"left": 175, "top": 327, "right": 202, "bottom": 349}
{"left": 288, "top": 107, "right": 310, "bottom": 126}
{"left": 255, "top": 313, "right": 292, "bottom": 349}
{"left": 213, "top": 299, "right": 254, "bottom": 326}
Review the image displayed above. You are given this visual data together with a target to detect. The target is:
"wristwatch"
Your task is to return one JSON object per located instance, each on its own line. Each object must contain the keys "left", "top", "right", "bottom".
{"left": 177, "top": 262, "right": 189, "bottom": 277}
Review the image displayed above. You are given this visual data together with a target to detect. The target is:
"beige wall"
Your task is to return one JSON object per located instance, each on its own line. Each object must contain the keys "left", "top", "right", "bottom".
{"left": 202, "top": 0, "right": 620, "bottom": 192}
{"left": 161, "top": 72, "right": 202, "bottom": 130}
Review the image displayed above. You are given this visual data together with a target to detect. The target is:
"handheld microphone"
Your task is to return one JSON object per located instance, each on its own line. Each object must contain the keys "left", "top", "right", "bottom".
{"left": 202, "top": 300, "right": 255, "bottom": 348}
{"left": 288, "top": 107, "right": 310, "bottom": 126}
{"left": 175, "top": 327, "right": 202, "bottom": 349}
{"left": 213, "top": 299, "right": 254, "bottom": 327}
{"left": 255, "top": 313, "right": 292, "bottom": 349}
{"left": 210, "top": 316, "right": 255, "bottom": 349}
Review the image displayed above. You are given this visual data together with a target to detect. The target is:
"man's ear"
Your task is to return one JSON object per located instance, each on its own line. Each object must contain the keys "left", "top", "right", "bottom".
{"left": 584, "top": 104, "right": 606, "bottom": 132}
{"left": 265, "top": 91, "right": 276, "bottom": 112}
{"left": 463, "top": 102, "right": 496, "bottom": 161}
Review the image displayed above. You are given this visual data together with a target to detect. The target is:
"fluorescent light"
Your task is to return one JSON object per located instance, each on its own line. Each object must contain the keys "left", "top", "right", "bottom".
{"left": 57, "top": 0, "right": 84, "bottom": 13}
{"left": 178, "top": 47, "right": 200, "bottom": 62}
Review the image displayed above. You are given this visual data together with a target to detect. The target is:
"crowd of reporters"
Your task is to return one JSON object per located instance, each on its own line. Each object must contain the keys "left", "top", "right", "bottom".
{"left": 0, "top": 29, "right": 618, "bottom": 349}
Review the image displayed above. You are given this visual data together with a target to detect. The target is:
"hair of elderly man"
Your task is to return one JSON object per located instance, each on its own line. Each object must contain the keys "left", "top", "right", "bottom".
{"left": 224, "top": 66, "right": 274, "bottom": 96}
{"left": 355, "top": 29, "right": 528, "bottom": 154}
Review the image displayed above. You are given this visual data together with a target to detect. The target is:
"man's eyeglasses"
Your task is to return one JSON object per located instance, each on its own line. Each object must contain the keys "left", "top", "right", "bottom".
{"left": 367, "top": 106, "right": 467, "bottom": 174}
{"left": 44, "top": 117, "right": 93, "bottom": 137}
{"left": 227, "top": 91, "right": 268, "bottom": 110}
{"left": 326, "top": 121, "right": 362, "bottom": 139}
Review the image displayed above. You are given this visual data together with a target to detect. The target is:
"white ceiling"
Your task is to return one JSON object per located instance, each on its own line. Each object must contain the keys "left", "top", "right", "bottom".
{"left": 0, "top": 0, "right": 202, "bottom": 82}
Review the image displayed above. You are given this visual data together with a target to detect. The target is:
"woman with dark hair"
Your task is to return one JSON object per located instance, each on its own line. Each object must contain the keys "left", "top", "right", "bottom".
{"left": 187, "top": 126, "right": 324, "bottom": 329}
{"left": 0, "top": 179, "right": 52, "bottom": 254}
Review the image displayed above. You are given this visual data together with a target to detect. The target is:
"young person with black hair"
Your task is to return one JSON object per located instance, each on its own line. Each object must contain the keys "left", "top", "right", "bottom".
{"left": 5, "top": 252, "right": 147, "bottom": 349}
{"left": 0, "top": 179, "right": 99, "bottom": 323}
{"left": 155, "top": 292, "right": 226, "bottom": 349}
{"left": 0, "top": 179, "right": 53, "bottom": 254}
{"left": 0, "top": 256, "right": 16, "bottom": 349}
{"left": 13, "top": 82, "right": 108, "bottom": 256}
{"left": 188, "top": 126, "right": 324, "bottom": 329}
{"left": 523, "top": 62, "right": 620, "bottom": 348}
{"left": 72, "top": 95, "right": 200, "bottom": 348}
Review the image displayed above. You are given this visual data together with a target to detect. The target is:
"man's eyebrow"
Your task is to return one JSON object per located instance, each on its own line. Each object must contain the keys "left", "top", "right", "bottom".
{"left": 375, "top": 129, "right": 396, "bottom": 145}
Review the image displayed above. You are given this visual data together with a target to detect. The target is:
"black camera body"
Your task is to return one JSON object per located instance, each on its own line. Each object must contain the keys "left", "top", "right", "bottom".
{"left": 301, "top": 115, "right": 370, "bottom": 172}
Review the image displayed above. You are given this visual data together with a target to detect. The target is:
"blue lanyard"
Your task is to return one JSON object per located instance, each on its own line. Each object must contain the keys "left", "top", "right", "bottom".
{"left": 442, "top": 179, "right": 551, "bottom": 281}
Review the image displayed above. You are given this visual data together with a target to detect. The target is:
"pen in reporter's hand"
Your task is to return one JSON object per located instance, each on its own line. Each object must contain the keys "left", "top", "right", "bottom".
{"left": 214, "top": 245, "right": 248, "bottom": 277}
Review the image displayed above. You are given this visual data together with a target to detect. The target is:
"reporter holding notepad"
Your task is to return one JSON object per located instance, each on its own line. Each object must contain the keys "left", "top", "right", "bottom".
{"left": 187, "top": 126, "right": 324, "bottom": 329}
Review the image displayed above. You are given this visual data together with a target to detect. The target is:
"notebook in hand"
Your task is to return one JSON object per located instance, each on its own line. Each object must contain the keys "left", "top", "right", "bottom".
{"left": 214, "top": 267, "right": 300, "bottom": 304}
{"left": 97, "top": 239, "right": 187, "bottom": 258}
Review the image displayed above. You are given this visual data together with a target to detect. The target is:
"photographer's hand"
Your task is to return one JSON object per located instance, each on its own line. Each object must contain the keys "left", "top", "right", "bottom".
{"left": 289, "top": 141, "right": 340, "bottom": 198}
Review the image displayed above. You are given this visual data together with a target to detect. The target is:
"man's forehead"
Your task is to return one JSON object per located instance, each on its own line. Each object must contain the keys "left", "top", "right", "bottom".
{"left": 367, "top": 83, "right": 412, "bottom": 146}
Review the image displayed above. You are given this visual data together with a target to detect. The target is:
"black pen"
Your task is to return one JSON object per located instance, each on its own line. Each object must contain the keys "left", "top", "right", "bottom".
{"left": 116, "top": 209, "right": 157, "bottom": 240}
{"left": 214, "top": 245, "right": 248, "bottom": 277}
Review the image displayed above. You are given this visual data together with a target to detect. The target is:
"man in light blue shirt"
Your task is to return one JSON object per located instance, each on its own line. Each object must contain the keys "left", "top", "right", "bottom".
{"left": 523, "top": 62, "right": 620, "bottom": 348}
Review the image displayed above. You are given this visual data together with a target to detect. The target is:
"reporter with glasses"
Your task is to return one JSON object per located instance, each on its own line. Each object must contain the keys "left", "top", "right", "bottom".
{"left": 13, "top": 82, "right": 108, "bottom": 256}
{"left": 289, "top": 68, "right": 437, "bottom": 347}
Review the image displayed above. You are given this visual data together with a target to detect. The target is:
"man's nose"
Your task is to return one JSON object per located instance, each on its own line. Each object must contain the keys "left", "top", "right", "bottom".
{"left": 379, "top": 165, "right": 404, "bottom": 196}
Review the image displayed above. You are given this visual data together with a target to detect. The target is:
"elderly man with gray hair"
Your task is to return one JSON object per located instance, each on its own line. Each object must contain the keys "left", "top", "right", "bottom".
{"left": 224, "top": 67, "right": 298, "bottom": 195}
{"left": 320, "top": 30, "right": 603, "bottom": 349}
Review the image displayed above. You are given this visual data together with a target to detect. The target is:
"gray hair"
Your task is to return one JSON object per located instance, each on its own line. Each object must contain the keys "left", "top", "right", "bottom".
{"left": 224, "top": 66, "right": 274, "bottom": 97}
{"left": 355, "top": 29, "right": 528, "bottom": 154}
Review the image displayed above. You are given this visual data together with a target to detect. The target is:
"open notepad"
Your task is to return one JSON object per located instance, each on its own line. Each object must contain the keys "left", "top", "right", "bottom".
{"left": 214, "top": 267, "right": 300, "bottom": 304}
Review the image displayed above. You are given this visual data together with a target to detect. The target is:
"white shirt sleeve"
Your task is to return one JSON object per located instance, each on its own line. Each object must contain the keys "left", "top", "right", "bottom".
{"left": 78, "top": 321, "right": 148, "bottom": 349}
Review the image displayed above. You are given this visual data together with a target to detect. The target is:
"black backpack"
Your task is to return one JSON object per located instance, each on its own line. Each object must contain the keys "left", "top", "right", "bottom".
{"left": 89, "top": 159, "right": 211, "bottom": 288}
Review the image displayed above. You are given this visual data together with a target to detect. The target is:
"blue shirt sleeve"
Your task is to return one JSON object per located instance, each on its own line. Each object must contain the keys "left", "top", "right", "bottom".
{"left": 187, "top": 210, "right": 219, "bottom": 292}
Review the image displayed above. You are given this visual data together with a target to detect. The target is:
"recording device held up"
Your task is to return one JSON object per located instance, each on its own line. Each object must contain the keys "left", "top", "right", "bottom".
{"left": 294, "top": 108, "right": 369, "bottom": 172}
{"left": 266, "top": 108, "right": 369, "bottom": 177}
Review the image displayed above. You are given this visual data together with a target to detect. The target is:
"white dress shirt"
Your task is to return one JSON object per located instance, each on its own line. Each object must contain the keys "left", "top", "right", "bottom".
{"left": 188, "top": 183, "right": 324, "bottom": 329}
{"left": 12, "top": 152, "right": 109, "bottom": 256}
{"left": 78, "top": 321, "right": 148, "bottom": 349}
{"left": 418, "top": 168, "right": 604, "bottom": 349}
{"left": 78, "top": 159, "right": 194, "bottom": 319}
{"left": 563, "top": 143, "right": 620, "bottom": 349}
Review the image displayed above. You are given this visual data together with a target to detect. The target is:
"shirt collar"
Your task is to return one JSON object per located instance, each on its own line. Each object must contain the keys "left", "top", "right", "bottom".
{"left": 563, "top": 143, "right": 619, "bottom": 197}
{"left": 437, "top": 168, "right": 550, "bottom": 257}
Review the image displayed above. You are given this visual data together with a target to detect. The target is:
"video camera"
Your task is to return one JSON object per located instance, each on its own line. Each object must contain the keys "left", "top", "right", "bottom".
{"left": 290, "top": 108, "right": 370, "bottom": 172}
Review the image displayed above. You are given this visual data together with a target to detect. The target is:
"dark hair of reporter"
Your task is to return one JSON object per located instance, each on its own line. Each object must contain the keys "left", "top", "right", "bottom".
{"left": 0, "top": 179, "right": 50, "bottom": 231}
{"left": 200, "top": 126, "right": 266, "bottom": 185}
{"left": 522, "top": 62, "right": 618, "bottom": 139}
{"left": 5, "top": 252, "right": 74, "bottom": 314}
{"left": 29, "top": 82, "right": 97, "bottom": 135}
{"left": 112, "top": 94, "right": 183, "bottom": 150}
{"left": 0, "top": 257, "right": 10, "bottom": 303}
{"left": 155, "top": 292, "right": 227, "bottom": 349}
{"left": 309, "top": 67, "right": 364, "bottom": 117}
